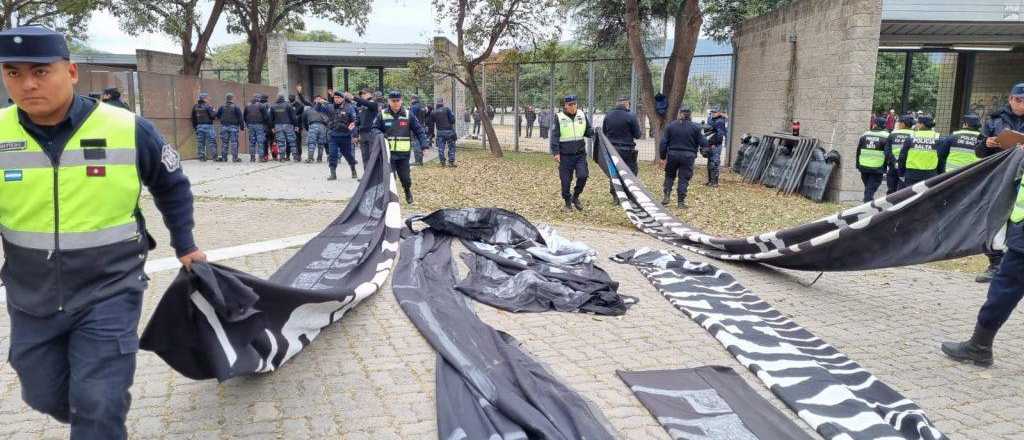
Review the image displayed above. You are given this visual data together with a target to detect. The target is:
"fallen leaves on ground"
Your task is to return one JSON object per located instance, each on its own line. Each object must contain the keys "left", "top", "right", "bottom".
{"left": 409, "top": 147, "right": 984, "bottom": 274}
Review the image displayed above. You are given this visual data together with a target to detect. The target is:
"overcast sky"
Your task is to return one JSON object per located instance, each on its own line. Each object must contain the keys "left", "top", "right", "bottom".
{"left": 85, "top": 0, "right": 446, "bottom": 54}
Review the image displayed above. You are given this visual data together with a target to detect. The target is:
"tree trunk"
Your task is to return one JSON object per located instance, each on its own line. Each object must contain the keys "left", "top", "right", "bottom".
{"left": 624, "top": 0, "right": 663, "bottom": 152}
{"left": 465, "top": 65, "right": 503, "bottom": 157}
{"left": 246, "top": 32, "right": 268, "bottom": 84}
{"left": 179, "top": 0, "right": 226, "bottom": 76}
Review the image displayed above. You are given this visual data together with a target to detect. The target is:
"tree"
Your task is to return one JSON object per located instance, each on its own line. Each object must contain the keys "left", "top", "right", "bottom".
{"left": 224, "top": 0, "right": 371, "bottom": 84}
{"left": 684, "top": 73, "right": 728, "bottom": 116}
{"left": 67, "top": 39, "right": 108, "bottom": 55}
{"left": 285, "top": 29, "right": 343, "bottom": 42}
{"left": 110, "top": 0, "right": 227, "bottom": 75}
{"left": 624, "top": 0, "right": 702, "bottom": 146}
{"left": 1, "top": 0, "right": 101, "bottom": 40}
{"left": 701, "top": 0, "right": 793, "bottom": 42}
{"left": 871, "top": 52, "right": 939, "bottom": 115}
{"left": 429, "top": 0, "right": 560, "bottom": 157}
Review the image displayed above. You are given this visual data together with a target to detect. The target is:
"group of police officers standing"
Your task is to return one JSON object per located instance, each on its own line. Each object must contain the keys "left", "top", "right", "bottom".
{"left": 189, "top": 86, "right": 459, "bottom": 198}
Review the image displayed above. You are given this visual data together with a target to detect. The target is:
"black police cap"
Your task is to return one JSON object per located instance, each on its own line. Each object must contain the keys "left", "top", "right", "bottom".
{"left": 388, "top": 91, "right": 402, "bottom": 99}
{"left": 0, "top": 26, "right": 70, "bottom": 64}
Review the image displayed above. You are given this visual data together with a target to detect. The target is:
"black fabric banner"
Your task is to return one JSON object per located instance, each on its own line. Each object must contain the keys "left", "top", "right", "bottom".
{"left": 618, "top": 366, "right": 813, "bottom": 440}
{"left": 393, "top": 208, "right": 620, "bottom": 439}
{"left": 596, "top": 131, "right": 1024, "bottom": 271}
{"left": 613, "top": 248, "right": 946, "bottom": 440}
{"left": 140, "top": 135, "right": 402, "bottom": 381}
{"left": 414, "top": 208, "right": 634, "bottom": 315}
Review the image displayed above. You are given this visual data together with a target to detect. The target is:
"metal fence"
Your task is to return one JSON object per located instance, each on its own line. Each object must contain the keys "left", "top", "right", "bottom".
{"left": 471, "top": 54, "right": 733, "bottom": 161}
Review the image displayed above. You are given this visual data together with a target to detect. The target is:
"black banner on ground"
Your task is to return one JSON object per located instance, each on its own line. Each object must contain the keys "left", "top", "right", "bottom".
{"left": 140, "top": 135, "right": 401, "bottom": 381}
{"left": 613, "top": 248, "right": 947, "bottom": 440}
{"left": 596, "top": 131, "right": 1024, "bottom": 271}
{"left": 618, "top": 366, "right": 813, "bottom": 440}
{"left": 393, "top": 208, "right": 620, "bottom": 439}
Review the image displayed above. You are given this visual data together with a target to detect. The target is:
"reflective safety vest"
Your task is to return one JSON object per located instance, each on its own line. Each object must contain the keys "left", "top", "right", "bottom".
{"left": 381, "top": 109, "right": 411, "bottom": 153}
{"left": 0, "top": 103, "right": 141, "bottom": 252}
{"left": 945, "top": 129, "right": 982, "bottom": 171}
{"left": 557, "top": 110, "right": 588, "bottom": 155}
{"left": 1012, "top": 183, "right": 1024, "bottom": 223}
{"left": 857, "top": 130, "right": 889, "bottom": 169}
{"left": 905, "top": 129, "right": 940, "bottom": 171}
{"left": 889, "top": 128, "right": 914, "bottom": 160}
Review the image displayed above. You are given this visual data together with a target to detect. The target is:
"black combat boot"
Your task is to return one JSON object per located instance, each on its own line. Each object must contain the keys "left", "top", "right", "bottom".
{"left": 677, "top": 199, "right": 688, "bottom": 209}
{"left": 448, "top": 161, "right": 457, "bottom": 168}
{"left": 661, "top": 191, "right": 671, "bottom": 206}
{"left": 439, "top": 160, "right": 446, "bottom": 167}
{"left": 941, "top": 323, "right": 996, "bottom": 367}
{"left": 327, "top": 168, "right": 337, "bottom": 181}
{"left": 571, "top": 197, "right": 584, "bottom": 212}
{"left": 349, "top": 164, "right": 358, "bottom": 180}
{"left": 976, "top": 265, "right": 998, "bottom": 283}
{"left": 405, "top": 192, "right": 414, "bottom": 204}
{"left": 563, "top": 200, "right": 573, "bottom": 212}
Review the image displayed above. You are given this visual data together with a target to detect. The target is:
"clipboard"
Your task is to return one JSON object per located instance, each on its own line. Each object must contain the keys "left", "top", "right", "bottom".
{"left": 996, "top": 130, "right": 1024, "bottom": 149}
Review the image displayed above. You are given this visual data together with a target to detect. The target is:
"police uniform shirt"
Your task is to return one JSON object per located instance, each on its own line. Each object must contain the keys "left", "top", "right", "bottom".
{"left": 17, "top": 95, "right": 196, "bottom": 256}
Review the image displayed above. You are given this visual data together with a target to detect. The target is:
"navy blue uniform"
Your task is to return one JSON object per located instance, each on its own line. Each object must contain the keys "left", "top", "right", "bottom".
{"left": 327, "top": 101, "right": 358, "bottom": 173}
{"left": 974, "top": 106, "right": 1024, "bottom": 332}
{"left": 353, "top": 96, "right": 379, "bottom": 170}
{"left": 549, "top": 110, "right": 594, "bottom": 205}
{"left": 7, "top": 95, "right": 195, "bottom": 439}
{"left": 706, "top": 115, "right": 728, "bottom": 185}
{"left": 659, "top": 118, "right": 708, "bottom": 204}
{"left": 373, "top": 106, "right": 427, "bottom": 201}
{"left": 602, "top": 105, "right": 641, "bottom": 198}
{"left": 428, "top": 104, "right": 457, "bottom": 165}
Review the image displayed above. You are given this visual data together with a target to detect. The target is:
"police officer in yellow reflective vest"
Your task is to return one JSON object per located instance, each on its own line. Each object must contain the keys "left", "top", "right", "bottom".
{"left": 856, "top": 116, "right": 890, "bottom": 202}
{"left": 884, "top": 114, "right": 916, "bottom": 194}
{"left": 0, "top": 26, "right": 206, "bottom": 438}
{"left": 373, "top": 90, "right": 427, "bottom": 204}
{"left": 942, "top": 82, "right": 1024, "bottom": 366}
{"left": 937, "top": 113, "right": 983, "bottom": 173}
{"left": 550, "top": 95, "right": 594, "bottom": 211}
{"left": 896, "top": 114, "right": 941, "bottom": 189}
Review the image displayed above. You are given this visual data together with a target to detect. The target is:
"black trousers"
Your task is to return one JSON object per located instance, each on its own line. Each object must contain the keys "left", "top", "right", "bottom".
{"left": 664, "top": 153, "right": 696, "bottom": 201}
{"left": 860, "top": 172, "right": 883, "bottom": 202}
{"left": 391, "top": 154, "right": 412, "bottom": 198}
{"left": 558, "top": 152, "right": 589, "bottom": 203}
{"left": 525, "top": 121, "right": 534, "bottom": 137}
{"left": 358, "top": 132, "right": 374, "bottom": 170}
{"left": 978, "top": 247, "right": 1024, "bottom": 332}
{"left": 540, "top": 126, "right": 549, "bottom": 139}
{"left": 610, "top": 147, "right": 639, "bottom": 198}
{"left": 885, "top": 165, "right": 901, "bottom": 195}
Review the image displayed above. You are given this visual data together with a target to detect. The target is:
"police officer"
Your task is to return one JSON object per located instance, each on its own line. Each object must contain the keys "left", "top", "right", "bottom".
{"left": 374, "top": 91, "right": 427, "bottom": 204}
{"left": 428, "top": 98, "right": 457, "bottom": 167}
{"left": 409, "top": 95, "right": 429, "bottom": 165}
{"left": 524, "top": 105, "right": 537, "bottom": 138}
{"left": 301, "top": 95, "right": 327, "bottom": 163}
{"left": 326, "top": 92, "right": 359, "bottom": 180}
{"left": 190, "top": 91, "right": 217, "bottom": 161}
{"left": 352, "top": 88, "right": 380, "bottom": 170}
{"left": 884, "top": 114, "right": 916, "bottom": 194}
{"left": 941, "top": 83, "right": 1024, "bottom": 366}
{"left": 244, "top": 94, "right": 269, "bottom": 162}
{"left": 602, "top": 96, "right": 641, "bottom": 202}
{"left": 539, "top": 108, "right": 552, "bottom": 139}
{"left": 101, "top": 87, "right": 129, "bottom": 110}
{"left": 706, "top": 106, "right": 728, "bottom": 187}
{"left": 270, "top": 93, "right": 298, "bottom": 161}
{"left": 897, "top": 114, "right": 941, "bottom": 189}
{"left": 974, "top": 85, "right": 1024, "bottom": 284}
{"left": 0, "top": 26, "right": 205, "bottom": 438}
{"left": 940, "top": 113, "right": 984, "bottom": 173}
{"left": 550, "top": 95, "right": 594, "bottom": 211}
{"left": 659, "top": 107, "right": 707, "bottom": 208}
{"left": 215, "top": 92, "right": 244, "bottom": 162}
{"left": 288, "top": 94, "right": 305, "bottom": 161}
{"left": 855, "top": 116, "right": 890, "bottom": 202}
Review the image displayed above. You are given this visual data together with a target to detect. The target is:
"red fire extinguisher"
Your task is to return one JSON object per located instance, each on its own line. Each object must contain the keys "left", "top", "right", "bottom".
{"left": 791, "top": 120, "right": 801, "bottom": 136}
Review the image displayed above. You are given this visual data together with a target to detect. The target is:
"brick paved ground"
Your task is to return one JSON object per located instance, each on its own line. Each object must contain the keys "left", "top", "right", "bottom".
{"left": 1, "top": 160, "right": 1022, "bottom": 439}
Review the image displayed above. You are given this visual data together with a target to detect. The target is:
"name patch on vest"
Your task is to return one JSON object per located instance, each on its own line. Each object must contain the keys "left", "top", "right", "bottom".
{"left": 4, "top": 169, "right": 22, "bottom": 181}
{"left": 86, "top": 166, "right": 106, "bottom": 177}
{"left": 399, "top": 120, "right": 408, "bottom": 127}
{"left": 0, "top": 141, "right": 27, "bottom": 152}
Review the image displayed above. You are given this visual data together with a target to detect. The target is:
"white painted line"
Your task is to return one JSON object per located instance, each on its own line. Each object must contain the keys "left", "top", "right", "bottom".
{"left": 0, "top": 232, "right": 318, "bottom": 304}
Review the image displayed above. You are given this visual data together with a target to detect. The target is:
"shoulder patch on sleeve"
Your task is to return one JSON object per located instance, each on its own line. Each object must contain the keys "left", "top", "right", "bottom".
{"left": 161, "top": 144, "right": 181, "bottom": 172}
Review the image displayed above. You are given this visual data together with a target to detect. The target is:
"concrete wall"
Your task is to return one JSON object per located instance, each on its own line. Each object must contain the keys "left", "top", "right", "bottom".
{"left": 267, "top": 34, "right": 289, "bottom": 95}
{"left": 432, "top": 37, "right": 468, "bottom": 132}
{"left": 135, "top": 49, "right": 186, "bottom": 75}
{"left": 970, "top": 51, "right": 1024, "bottom": 118}
{"left": 732, "top": 0, "right": 883, "bottom": 201}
